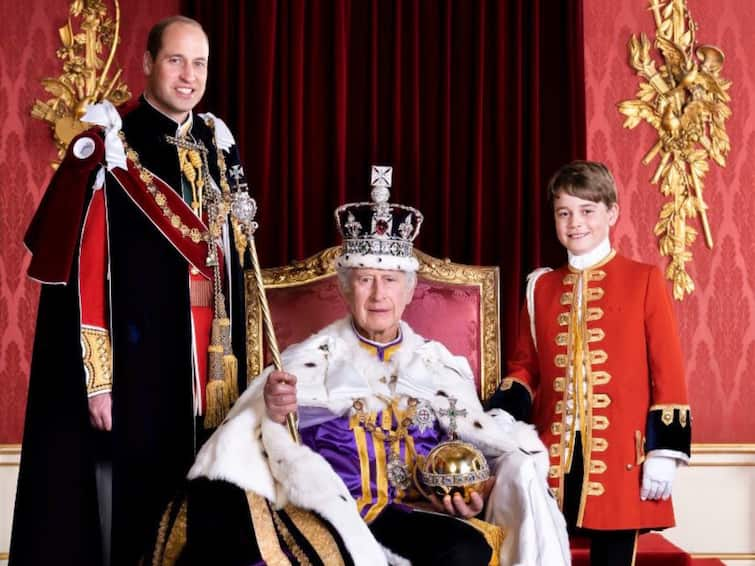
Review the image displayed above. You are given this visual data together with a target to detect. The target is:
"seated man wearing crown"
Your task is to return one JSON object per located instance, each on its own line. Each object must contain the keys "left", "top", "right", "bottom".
{"left": 154, "top": 168, "right": 570, "bottom": 566}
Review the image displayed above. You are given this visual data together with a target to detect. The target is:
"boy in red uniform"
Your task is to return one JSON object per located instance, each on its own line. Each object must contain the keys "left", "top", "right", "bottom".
{"left": 490, "top": 160, "right": 691, "bottom": 565}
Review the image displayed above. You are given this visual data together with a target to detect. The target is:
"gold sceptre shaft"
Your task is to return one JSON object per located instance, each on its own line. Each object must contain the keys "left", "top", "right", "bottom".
{"left": 247, "top": 237, "right": 301, "bottom": 444}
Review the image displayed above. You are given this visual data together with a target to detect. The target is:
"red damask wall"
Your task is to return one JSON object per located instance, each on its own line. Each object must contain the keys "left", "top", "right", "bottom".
{"left": 0, "top": 0, "right": 180, "bottom": 443}
{"left": 584, "top": 0, "right": 755, "bottom": 442}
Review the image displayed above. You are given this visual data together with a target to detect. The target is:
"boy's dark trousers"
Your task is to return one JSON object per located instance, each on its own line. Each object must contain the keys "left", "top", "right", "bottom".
{"left": 563, "top": 433, "right": 638, "bottom": 566}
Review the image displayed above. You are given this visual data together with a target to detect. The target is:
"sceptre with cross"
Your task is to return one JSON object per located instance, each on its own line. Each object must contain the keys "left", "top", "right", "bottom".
{"left": 226, "top": 164, "right": 301, "bottom": 444}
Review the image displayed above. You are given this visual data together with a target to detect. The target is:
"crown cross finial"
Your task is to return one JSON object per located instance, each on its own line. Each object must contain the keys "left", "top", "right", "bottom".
{"left": 371, "top": 166, "right": 392, "bottom": 188}
{"left": 370, "top": 165, "right": 392, "bottom": 207}
{"left": 334, "top": 164, "right": 423, "bottom": 272}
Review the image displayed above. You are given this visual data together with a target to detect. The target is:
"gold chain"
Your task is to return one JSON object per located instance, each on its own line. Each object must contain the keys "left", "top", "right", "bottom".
{"left": 120, "top": 132, "right": 208, "bottom": 245}
{"left": 118, "top": 122, "right": 231, "bottom": 247}
{"left": 352, "top": 397, "right": 418, "bottom": 443}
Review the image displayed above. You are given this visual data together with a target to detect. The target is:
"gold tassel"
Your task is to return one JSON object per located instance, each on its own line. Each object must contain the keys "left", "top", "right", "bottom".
{"left": 204, "top": 343, "right": 231, "bottom": 429}
{"left": 204, "top": 316, "right": 238, "bottom": 428}
{"left": 212, "top": 317, "right": 232, "bottom": 351}
{"left": 204, "top": 380, "right": 231, "bottom": 428}
{"left": 223, "top": 353, "right": 239, "bottom": 402}
{"left": 212, "top": 316, "right": 238, "bottom": 402}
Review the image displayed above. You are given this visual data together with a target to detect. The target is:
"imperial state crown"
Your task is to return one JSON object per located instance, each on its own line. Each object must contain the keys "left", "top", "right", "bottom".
{"left": 334, "top": 165, "right": 424, "bottom": 272}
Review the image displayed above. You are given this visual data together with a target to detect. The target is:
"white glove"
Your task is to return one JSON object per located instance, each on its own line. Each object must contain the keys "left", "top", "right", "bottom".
{"left": 641, "top": 456, "right": 677, "bottom": 501}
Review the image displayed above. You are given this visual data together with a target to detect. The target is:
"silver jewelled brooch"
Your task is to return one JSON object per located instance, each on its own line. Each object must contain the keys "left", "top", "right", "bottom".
{"left": 387, "top": 451, "right": 411, "bottom": 490}
{"left": 412, "top": 400, "right": 436, "bottom": 433}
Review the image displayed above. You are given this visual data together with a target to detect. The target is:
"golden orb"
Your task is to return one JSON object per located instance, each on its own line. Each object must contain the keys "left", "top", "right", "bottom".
{"left": 420, "top": 439, "right": 490, "bottom": 503}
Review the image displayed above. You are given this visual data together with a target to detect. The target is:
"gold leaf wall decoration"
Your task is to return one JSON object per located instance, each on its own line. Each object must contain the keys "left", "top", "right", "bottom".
{"left": 618, "top": 0, "right": 731, "bottom": 300}
{"left": 31, "top": 0, "right": 130, "bottom": 166}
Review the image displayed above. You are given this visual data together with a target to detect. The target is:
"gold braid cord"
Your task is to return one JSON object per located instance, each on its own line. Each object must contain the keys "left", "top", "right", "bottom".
{"left": 31, "top": 0, "right": 131, "bottom": 166}
{"left": 617, "top": 0, "right": 731, "bottom": 300}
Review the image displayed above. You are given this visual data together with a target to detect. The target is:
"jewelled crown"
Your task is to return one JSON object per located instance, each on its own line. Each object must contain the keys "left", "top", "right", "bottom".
{"left": 335, "top": 166, "right": 424, "bottom": 272}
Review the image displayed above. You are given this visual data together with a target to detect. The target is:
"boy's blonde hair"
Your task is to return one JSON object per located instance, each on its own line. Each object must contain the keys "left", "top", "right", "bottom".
{"left": 547, "top": 160, "right": 617, "bottom": 208}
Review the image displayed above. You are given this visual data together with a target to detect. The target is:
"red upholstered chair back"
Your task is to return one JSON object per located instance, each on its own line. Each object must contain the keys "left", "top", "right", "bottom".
{"left": 246, "top": 247, "right": 502, "bottom": 400}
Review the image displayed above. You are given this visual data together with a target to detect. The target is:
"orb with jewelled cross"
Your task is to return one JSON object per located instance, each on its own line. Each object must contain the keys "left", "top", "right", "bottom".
{"left": 420, "top": 397, "right": 490, "bottom": 503}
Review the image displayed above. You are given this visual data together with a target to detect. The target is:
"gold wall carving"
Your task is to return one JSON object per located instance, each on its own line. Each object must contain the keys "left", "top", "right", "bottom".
{"left": 618, "top": 0, "right": 731, "bottom": 300}
{"left": 30, "top": 0, "right": 130, "bottom": 166}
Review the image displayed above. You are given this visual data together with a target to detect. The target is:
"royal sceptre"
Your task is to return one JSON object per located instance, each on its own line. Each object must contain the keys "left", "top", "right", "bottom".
{"left": 229, "top": 174, "right": 301, "bottom": 444}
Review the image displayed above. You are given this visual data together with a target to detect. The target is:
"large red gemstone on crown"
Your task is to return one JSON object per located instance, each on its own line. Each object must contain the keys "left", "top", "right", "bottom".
{"left": 375, "top": 220, "right": 389, "bottom": 235}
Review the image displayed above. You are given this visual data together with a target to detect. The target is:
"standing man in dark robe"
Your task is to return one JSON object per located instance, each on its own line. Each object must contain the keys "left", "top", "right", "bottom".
{"left": 10, "top": 16, "right": 250, "bottom": 566}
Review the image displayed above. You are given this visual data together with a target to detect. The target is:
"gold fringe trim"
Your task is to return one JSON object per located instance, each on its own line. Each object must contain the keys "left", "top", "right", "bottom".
{"left": 204, "top": 375, "right": 232, "bottom": 429}
{"left": 223, "top": 353, "right": 239, "bottom": 402}
{"left": 466, "top": 517, "right": 505, "bottom": 566}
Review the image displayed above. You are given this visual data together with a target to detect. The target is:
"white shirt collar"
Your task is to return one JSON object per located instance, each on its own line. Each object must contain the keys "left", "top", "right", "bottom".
{"left": 177, "top": 112, "right": 194, "bottom": 137}
{"left": 568, "top": 237, "right": 612, "bottom": 270}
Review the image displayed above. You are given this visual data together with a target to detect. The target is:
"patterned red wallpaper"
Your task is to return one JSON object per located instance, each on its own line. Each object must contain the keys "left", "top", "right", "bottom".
{"left": 0, "top": 0, "right": 180, "bottom": 443}
{"left": 584, "top": 0, "right": 755, "bottom": 442}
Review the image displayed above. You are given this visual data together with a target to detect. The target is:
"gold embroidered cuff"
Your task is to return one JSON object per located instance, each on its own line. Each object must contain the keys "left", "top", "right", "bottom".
{"left": 82, "top": 327, "right": 112, "bottom": 396}
{"left": 646, "top": 405, "right": 692, "bottom": 456}
{"left": 649, "top": 404, "right": 692, "bottom": 427}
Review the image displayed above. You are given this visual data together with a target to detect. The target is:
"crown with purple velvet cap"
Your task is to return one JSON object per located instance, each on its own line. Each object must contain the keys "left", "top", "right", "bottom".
{"left": 334, "top": 166, "right": 424, "bottom": 272}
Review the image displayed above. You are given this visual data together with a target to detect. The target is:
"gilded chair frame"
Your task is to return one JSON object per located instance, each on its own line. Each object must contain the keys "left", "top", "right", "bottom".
{"left": 245, "top": 247, "right": 502, "bottom": 400}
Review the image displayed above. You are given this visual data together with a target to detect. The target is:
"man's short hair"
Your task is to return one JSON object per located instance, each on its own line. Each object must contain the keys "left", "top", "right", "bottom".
{"left": 547, "top": 160, "right": 617, "bottom": 208}
{"left": 146, "top": 15, "right": 207, "bottom": 60}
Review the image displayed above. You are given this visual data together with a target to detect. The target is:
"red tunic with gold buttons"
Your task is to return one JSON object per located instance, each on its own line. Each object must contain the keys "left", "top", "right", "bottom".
{"left": 503, "top": 251, "right": 691, "bottom": 531}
